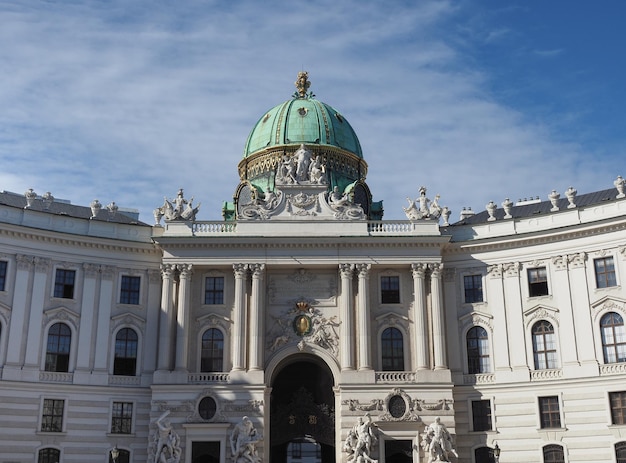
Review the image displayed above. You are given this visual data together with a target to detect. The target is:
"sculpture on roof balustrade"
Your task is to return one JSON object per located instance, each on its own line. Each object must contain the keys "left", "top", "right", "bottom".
{"left": 154, "top": 189, "right": 201, "bottom": 225}
{"left": 404, "top": 186, "right": 445, "bottom": 221}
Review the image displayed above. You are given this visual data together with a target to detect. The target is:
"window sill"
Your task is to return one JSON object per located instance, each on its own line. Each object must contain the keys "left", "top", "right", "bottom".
{"left": 37, "top": 431, "right": 67, "bottom": 436}
{"left": 107, "top": 432, "right": 136, "bottom": 437}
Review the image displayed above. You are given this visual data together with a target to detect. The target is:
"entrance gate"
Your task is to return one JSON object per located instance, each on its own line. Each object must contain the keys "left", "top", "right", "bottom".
{"left": 270, "top": 358, "right": 335, "bottom": 463}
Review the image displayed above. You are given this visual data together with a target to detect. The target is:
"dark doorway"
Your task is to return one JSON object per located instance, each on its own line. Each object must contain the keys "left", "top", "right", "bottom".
{"left": 191, "top": 441, "right": 220, "bottom": 463}
{"left": 384, "top": 439, "right": 413, "bottom": 463}
{"left": 271, "top": 359, "right": 335, "bottom": 463}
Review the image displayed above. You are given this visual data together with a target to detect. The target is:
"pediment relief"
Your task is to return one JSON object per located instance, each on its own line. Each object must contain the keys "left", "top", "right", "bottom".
{"left": 591, "top": 296, "right": 626, "bottom": 321}
{"left": 195, "top": 312, "right": 232, "bottom": 330}
{"left": 110, "top": 312, "right": 145, "bottom": 332}
{"left": 523, "top": 304, "right": 559, "bottom": 327}
{"left": 43, "top": 306, "right": 79, "bottom": 330}
{"left": 459, "top": 310, "right": 493, "bottom": 332}
{"left": 375, "top": 311, "right": 409, "bottom": 326}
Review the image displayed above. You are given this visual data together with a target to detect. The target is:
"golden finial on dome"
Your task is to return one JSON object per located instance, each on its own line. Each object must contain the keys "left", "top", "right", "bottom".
{"left": 294, "top": 71, "right": 311, "bottom": 99}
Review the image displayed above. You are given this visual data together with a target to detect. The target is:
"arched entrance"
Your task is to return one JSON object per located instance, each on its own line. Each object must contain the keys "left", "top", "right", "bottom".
{"left": 270, "top": 357, "right": 335, "bottom": 463}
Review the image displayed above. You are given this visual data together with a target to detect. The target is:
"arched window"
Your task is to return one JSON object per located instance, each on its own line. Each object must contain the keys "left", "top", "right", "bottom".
{"left": 616, "top": 441, "right": 626, "bottom": 463}
{"left": 467, "top": 326, "right": 490, "bottom": 374}
{"left": 114, "top": 328, "right": 138, "bottom": 376}
{"left": 109, "top": 448, "right": 130, "bottom": 463}
{"left": 474, "top": 446, "right": 496, "bottom": 463}
{"left": 381, "top": 327, "right": 404, "bottom": 371}
{"left": 201, "top": 328, "right": 224, "bottom": 372}
{"left": 543, "top": 444, "right": 565, "bottom": 463}
{"left": 601, "top": 312, "right": 626, "bottom": 364}
{"left": 38, "top": 448, "right": 60, "bottom": 463}
{"left": 532, "top": 320, "right": 558, "bottom": 369}
{"left": 45, "top": 322, "right": 71, "bottom": 372}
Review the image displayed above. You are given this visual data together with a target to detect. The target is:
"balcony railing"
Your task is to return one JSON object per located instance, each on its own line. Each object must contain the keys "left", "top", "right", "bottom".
{"left": 375, "top": 371, "right": 416, "bottom": 383}
{"left": 188, "top": 372, "right": 231, "bottom": 383}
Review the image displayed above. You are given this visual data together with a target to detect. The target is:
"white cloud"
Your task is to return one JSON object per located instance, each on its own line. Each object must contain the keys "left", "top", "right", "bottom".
{"left": 0, "top": 0, "right": 621, "bottom": 223}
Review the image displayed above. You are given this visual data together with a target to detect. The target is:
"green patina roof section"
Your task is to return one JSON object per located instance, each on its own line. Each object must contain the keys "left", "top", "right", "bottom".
{"left": 243, "top": 98, "right": 363, "bottom": 158}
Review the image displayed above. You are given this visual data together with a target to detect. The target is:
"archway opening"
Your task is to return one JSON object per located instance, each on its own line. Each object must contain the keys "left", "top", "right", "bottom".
{"left": 270, "top": 358, "right": 335, "bottom": 463}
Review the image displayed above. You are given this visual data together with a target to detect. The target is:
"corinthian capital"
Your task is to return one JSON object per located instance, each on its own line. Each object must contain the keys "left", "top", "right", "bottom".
{"left": 355, "top": 263, "right": 371, "bottom": 278}
{"left": 411, "top": 263, "right": 427, "bottom": 279}
{"left": 339, "top": 263, "right": 354, "bottom": 278}
{"left": 233, "top": 263, "right": 248, "bottom": 278}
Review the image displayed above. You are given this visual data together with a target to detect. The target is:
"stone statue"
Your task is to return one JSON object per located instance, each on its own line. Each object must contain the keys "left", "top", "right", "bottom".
{"left": 230, "top": 416, "right": 261, "bottom": 463}
{"left": 295, "top": 144, "right": 313, "bottom": 182}
{"left": 403, "top": 187, "right": 444, "bottom": 221}
{"left": 309, "top": 155, "right": 326, "bottom": 184}
{"left": 153, "top": 410, "right": 181, "bottom": 463}
{"left": 154, "top": 189, "right": 201, "bottom": 223}
{"left": 421, "top": 417, "right": 457, "bottom": 463}
{"left": 344, "top": 413, "right": 378, "bottom": 463}
{"left": 276, "top": 153, "right": 297, "bottom": 185}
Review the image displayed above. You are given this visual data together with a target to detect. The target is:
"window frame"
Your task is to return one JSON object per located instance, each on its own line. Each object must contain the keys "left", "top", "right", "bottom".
{"left": 38, "top": 447, "right": 62, "bottom": 463}
{"left": 53, "top": 268, "right": 76, "bottom": 299}
{"left": 44, "top": 322, "right": 72, "bottom": 373}
{"left": 200, "top": 327, "right": 225, "bottom": 372}
{"left": 470, "top": 398, "right": 494, "bottom": 432}
{"left": 528, "top": 266, "right": 549, "bottom": 298}
{"left": 380, "top": 326, "right": 405, "bottom": 371}
{"left": 542, "top": 444, "right": 565, "bottom": 463}
{"left": 110, "top": 400, "right": 134, "bottom": 434}
{"left": 538, "top": 395, "right": 563, "bottom": 429}
{"left": 532, "top": 320, "right": 559, "bottom": 370}
{"left": 0, "top": 260, "right": 8, "bottom": 292}
{"left": 616, "top": 441, "right": 626, "bottom": 463}
{"left": 466, "top": 325, "right": 491, "bottom": 374}
{"left": 609, "top": 391, "right": 626, "bottom": 426}
{"left": 463, "top": 274, "right": 484, "bottom": 303}
{"left": 119, "top": 275, "right": 141, "bottom": 305}
{"left": 113, "top": 327, "right": 139, "bottom": 376}
{"left": 204, "top": 275, "right": 225, "bottom": 305}
{"left": 40, "top": 397, "right": 66, "bottom": 433}
{"left": 380, "top": 275, "right": 401, "bottom": 304}
{"left": 594, "top": 256, "right": 618, "bottom": 289}
{"left": 600, "top": 311, "right": 626, "bottom": 364}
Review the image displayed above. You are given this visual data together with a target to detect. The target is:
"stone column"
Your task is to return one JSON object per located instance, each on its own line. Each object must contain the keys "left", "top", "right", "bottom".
{"left": 502, "top": 262, "right": 527, "bottom": 372}
{"left": 144, "top": 269, "right": 162, "bottom": 373}
{"left": 339, "top": 263, "right": 355, "bottom": 371}
{"left": 249, "top": 264, "right": 266, "bottom": 371}
{"left": 356, "top": 264, "right": 372, "bottom": 370}
{"left": 94, "top": 266, "right": 115, "bottom": 371}
{"left": 431, "top": 263, "right": 447, "bottom": 370}
{"left": 567, "top": 253, "right": 596, "bottom": 366}
{"left": 74, "top": 263, "right": 99, "bottom": 371}
{"left": 175, "top": 264, "right": 192, "bottom": 371}
{"left": 486, "top": 264, "right": 512, "bottom": 372}
{"left": 232, "top": 264, "right": 248, "bottom": 372}
{"left": 411, "top": 263, "right": 429, "bottom": 370}
{"left": 24, "top": 257, "right": 51, "bottom": 368}
{"left": 157, "top": 264, "right": 175, "bottom": 371}
{"left": 551, "top": 256, "right": 578, "bottom": 367}
{"left": 6, "top": 255, "right": 33, "bottom": 367}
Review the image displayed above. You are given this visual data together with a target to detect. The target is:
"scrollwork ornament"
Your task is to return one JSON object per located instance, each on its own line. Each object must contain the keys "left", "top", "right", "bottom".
{"left": 567, "top": 252, "right": 587, "bottom": 268}
{"left": 487, "top": 264, "right": 502, "bottom": 279}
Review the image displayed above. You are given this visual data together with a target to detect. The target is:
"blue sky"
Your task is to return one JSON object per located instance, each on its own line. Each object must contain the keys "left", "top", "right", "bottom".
{"left": 0, "top": 0, "right": 624, "bottom": 222}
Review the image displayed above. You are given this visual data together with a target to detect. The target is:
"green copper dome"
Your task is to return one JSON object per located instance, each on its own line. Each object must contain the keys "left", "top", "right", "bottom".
{"left": 243, "top": 75, "right": 363, "bottom": 159}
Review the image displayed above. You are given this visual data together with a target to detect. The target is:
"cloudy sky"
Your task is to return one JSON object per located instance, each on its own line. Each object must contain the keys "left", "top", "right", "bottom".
{"left": 1, "top": 0, "right": 624, "bottom": 223}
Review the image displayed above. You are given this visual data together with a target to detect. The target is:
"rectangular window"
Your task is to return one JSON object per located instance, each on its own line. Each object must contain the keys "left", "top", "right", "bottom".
{"left": 595, "top": 257, "right": 617, "bottom": 288}
{"left": 120, "top": 275, "right": 141, "bottom": 304}
{"left": 111, "top": 401, "right": 133, "bottom": 434}
{"left": 528, "top": 267, "right": 548, "bottom": 297}
{"left": 539, "top": 396, "right": 561, "bottom": 428}
{"left": 0, "top": 260, "right": 7, "bottom": 291}
{"left": 41, "top": 399, "right": 64, "bottom": 432}
{"left": 205, "top": 277, "right": 224, "bottom": 305}
{"left": 472, "top": 399, "right": 493, "bottom": 431}
{"left": 381, "top": 276, "right": 400, "bottom": 304}
{"left": 54, "top": 269, "right": 75, "bottom": 299}
{"left": 464, "top": 274, "right": 484, "bottom": 303}
{"left": 610, "top": 391, "right": 626, "bottom": 425}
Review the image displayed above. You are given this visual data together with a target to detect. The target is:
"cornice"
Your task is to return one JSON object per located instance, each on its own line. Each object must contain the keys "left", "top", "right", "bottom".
{"left": 154, "top": 238, "right": 448, "bottom": 251}
{"left": 443, "top": 218, "right": 626, "bottom": 255}
{"left": 0, "top": 225, "right": 160, "bottom": 256}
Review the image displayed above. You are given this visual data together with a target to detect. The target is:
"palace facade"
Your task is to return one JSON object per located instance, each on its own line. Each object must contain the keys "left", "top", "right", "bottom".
{"left": 1, "top": 73, "right": 625, "bottom": 463}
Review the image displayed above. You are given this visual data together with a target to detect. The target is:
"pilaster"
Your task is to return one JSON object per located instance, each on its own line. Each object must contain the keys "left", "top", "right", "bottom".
{"left": 356, "top": 263, "right": 372, "bottom": 371}
{"left": 339, "top": 263, "right": 355, "bottom": 371}
{"left": 411, "top": 263, "right": 429, "bottom": 370}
